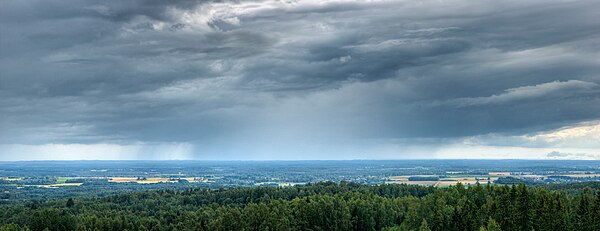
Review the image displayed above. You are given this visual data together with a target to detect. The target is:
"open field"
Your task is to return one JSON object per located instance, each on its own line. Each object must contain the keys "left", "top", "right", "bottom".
{"left": 107, "top": 177, "right": 211, "bottom": 184}
{"left": 254, "top": 182, "right": 305, "bottom": 187}
{"left": 35, "top": 183, "right": 83, "bottom": 188}
{"left": 387, "top": 172, "right": 600, "bottom": 188}
{"left": 387, "top": 175, "right": 498, "bottom": 187}
{"left": 386, "top": 181, "right": 439, "bottom": 186}
{"left": 559, "top": 174, "right": 600, "bottom": 178}
{"left": 2, "top": 160, "right": 600, "bottom": 203}
{"left": 108, "top": 177, "right": 178, "bottom": 184}
{"left": 489, "top": 172, "right": 511, "bottom": 176}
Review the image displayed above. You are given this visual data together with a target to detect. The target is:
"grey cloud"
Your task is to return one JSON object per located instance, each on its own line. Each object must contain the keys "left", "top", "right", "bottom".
{"left": 1, "top": 0, "right": 600, "bottom": 158}
{"left": 0, "top": 0, "right": 204, "bottom": 23}
{"left": 443, "top": 80, "right": 600, "bottom": 107}
{"left": 546, "top": 151, "right": 600, "bottom": 160}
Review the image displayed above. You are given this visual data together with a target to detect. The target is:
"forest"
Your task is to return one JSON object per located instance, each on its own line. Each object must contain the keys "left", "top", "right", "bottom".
{"left": 1, "top": 182, "right": 599, "bottom": 231}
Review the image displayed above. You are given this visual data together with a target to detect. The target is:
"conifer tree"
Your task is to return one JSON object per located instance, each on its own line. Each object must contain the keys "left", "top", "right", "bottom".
{"left": 419, "top": 219, "right": 431, "bottom": 231}
{"left": 486, "top": 218, "right": 501, "bottom": 231}
{"left": 575, "top": 187, "right": 593, "bottom": 231}
{"left": 593, "top": 189, "right": 600, "bottom": 231}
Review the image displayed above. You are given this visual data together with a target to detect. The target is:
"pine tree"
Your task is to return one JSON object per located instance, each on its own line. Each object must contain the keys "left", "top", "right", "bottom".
{"left": 66, "top": 198, "right": 74, "bottom": 208}
{"left": 516, "top": 184, "right": 532, "bottom": 231}
{"left": 575, "top": 187, "right": 593, "bottom": 231}
{"left": 419, "top": 219, "right": 431, "bottom": 231}
{"left": 486, "top": 218, "right": 501, "bottom": 231}
{"left": 593, "top": 189, "right": 600, "bottom": 231}
{"left": 0, "top": 223, "right": 22, "bottom": 231}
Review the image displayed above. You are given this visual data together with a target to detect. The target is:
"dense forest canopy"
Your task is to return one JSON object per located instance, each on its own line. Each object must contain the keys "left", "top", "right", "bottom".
{"left": 1, "top": 182, "right": 599, "bottom": 231}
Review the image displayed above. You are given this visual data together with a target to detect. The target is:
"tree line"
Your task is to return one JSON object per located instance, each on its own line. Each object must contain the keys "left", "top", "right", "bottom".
{"left": 0, "top": 181, "right": 599, "bottom": 231}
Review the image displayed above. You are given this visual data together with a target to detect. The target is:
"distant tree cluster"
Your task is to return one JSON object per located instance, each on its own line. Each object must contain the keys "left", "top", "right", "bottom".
{"left": 494, "top": 177, "right": 526, "bottom": 185}
{"left": 407, "top": 177, "right": 439, "bottom": 181}
{"left": 0, "top": 182, "right": 599, "bottom": 231}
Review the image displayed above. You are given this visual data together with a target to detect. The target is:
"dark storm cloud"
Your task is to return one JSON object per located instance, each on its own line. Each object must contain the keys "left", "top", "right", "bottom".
{"left": 1, "top": 0, "right": 600, "bottom": 158}
{"left": 0, "top": 0, "right": 201, "bottom": 23}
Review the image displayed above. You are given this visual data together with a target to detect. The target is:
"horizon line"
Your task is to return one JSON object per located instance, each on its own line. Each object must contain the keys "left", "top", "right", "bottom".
{"left": 1, "top": 158, "right": 599, "bottom": 162}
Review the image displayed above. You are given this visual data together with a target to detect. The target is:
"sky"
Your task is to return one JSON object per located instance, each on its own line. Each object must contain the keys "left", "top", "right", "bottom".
{"left": 0, "top": 0, "right": 599, "bottom": 160}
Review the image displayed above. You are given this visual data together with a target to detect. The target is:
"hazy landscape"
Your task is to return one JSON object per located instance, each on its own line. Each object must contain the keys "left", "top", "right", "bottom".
{"left": 2, "top": 160, "right": 600, "bottom": 203}
{"left": 2, "top": 0, "right": 600, "bottom": 230}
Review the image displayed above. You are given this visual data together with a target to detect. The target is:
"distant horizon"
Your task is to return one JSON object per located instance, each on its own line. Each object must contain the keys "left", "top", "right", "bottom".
{"left": 3, "top": 158, "right": 600, "bottom": 162}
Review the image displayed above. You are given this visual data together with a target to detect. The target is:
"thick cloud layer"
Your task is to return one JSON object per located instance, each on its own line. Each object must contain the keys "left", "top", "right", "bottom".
{"left": 1, "top": 0, "right": 599, "bottom": 160}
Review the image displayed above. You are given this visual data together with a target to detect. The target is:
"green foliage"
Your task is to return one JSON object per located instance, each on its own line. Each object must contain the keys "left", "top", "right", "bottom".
{"left": 419, "top": 219, "right": 431, "bottom": 231}
{"left": 486, "top": 218, "right": 500, "bottom": 231}
{"left": 0, "top": 223, "right": 28, "bottom": 231}
{"left": 65, "top": 198, "right": 74, "bottom": 208}
{"left": 30, "top": 208, "right": 76, "bottom": 231}
{"left": 0, "top": 182, "right": 597, "bottom": 231}
{"left": 574, "top": 187, "right": 594, "bottom": 231}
